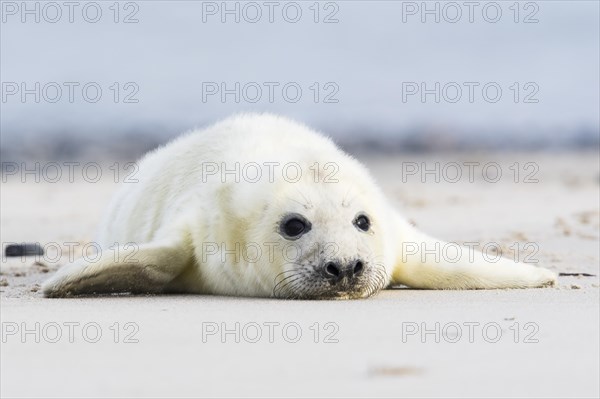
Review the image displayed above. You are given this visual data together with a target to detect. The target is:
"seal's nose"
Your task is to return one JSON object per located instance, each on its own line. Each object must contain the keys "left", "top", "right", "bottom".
{"left": 323, "top": 259, "right": 365, "bottom": 283}
{"left": 351, "top": 259, "right": 364, "bottom": 276}
{"left": 324, "top": 261, "right": 342, "bottom": 280}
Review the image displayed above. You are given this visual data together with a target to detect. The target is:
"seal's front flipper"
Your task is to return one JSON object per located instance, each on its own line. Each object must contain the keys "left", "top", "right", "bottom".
{"left": 389, "top": 211, "right": 557, "bottom": 289}
{"left": 42, "top": 242, "right": 193, "bottom": 297}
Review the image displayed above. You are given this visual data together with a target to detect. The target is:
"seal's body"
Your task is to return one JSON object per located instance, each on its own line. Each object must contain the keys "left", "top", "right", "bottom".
{"left": 43, "top": 114, "right": 556, "bottom": 299}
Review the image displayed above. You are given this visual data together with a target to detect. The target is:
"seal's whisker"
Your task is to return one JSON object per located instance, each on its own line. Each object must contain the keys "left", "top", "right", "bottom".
{"left": 341, "top": 187, "right": 353, "bottom": 207}
{"left": 273, "top": 273, "right": 301, "bottom": 295}
{"left": 272, "top": 268, "right": 300, "bottom": 282}
{"left": 272, "top": 262, "right": 304, "bottom": 296}
{"left": 286, "top": 196, "right": 310, "bottom": 210}
{"left": 295, "top": 189, "right": 313, "bottom": 209}
{"left": 273, "top": 271, "right": 301, "bottom": 289}
{"left": 273, "top": 275, "right": 303, "bottom": 298}
{"left": 277, "top": 275, "right": 306, "bottom": 299}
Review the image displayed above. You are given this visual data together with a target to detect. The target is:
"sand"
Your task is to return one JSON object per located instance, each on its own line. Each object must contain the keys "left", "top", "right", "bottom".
{"left": 1, "top": 151, "right": 599, "bottom": 398}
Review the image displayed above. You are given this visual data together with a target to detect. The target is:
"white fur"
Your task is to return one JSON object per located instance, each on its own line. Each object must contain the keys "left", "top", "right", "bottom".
{"left": 43, "top": 114, "right": 557, "bottom": 298}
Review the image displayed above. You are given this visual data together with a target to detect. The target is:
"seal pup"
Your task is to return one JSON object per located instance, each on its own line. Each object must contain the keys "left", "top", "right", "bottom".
{"left": 42, "top": 114, "right": 557, "bottom": 299}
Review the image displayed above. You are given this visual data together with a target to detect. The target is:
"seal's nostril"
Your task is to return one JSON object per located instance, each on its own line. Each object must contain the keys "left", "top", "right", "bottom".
{"left": 325, "top": 262, "right": 341, "bottom": 277}
{"left": 353, "top": 261, "right": 364, "bottom": 276}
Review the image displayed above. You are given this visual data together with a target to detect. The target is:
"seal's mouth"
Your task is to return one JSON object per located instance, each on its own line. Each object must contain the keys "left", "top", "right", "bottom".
{"left": 272, "top": 273, "right": 386, "bottom": 300}
{"left": 284, "top": 287, "right": 381, "bottom": 300}
{"left": 319, "top": 290, "right": 375, "bottom": 300}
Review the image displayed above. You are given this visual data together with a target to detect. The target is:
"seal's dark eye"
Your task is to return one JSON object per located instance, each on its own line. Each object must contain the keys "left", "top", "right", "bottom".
{"left": 280, "top": 214, "right": 311, "bottom": 239}
{"left": 354, "top": 214, "right": 370, "bottom": 232}
{"left": 284, "top": 218, "right": 305, "bottom": 237}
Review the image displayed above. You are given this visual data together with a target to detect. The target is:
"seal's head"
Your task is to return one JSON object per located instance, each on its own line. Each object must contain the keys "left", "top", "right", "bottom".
{"left": 252, "top": 161, "right": 392, "bottom": 300}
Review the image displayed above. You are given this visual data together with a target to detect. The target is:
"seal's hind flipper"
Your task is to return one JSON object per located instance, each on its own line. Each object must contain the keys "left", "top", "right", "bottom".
{"left": 42, "top": 242, "right": 192, "bottom": 297}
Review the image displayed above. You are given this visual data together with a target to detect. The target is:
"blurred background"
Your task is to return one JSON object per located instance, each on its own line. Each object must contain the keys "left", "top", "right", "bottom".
{"left": 1, "top": 0, "right": 598, "bottom": 161}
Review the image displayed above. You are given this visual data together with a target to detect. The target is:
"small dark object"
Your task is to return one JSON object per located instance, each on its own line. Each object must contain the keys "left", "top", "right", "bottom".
{"left": 558, "top": 272, "right": 596, "bottom": 277}
{"left": 5, "top": 243, "right": 44, "bottom": 257}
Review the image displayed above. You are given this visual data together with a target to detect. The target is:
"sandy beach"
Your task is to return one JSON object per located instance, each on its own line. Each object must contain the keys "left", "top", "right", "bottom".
{"left": 1, "top": 151, "right": 598, "bottom": 398}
